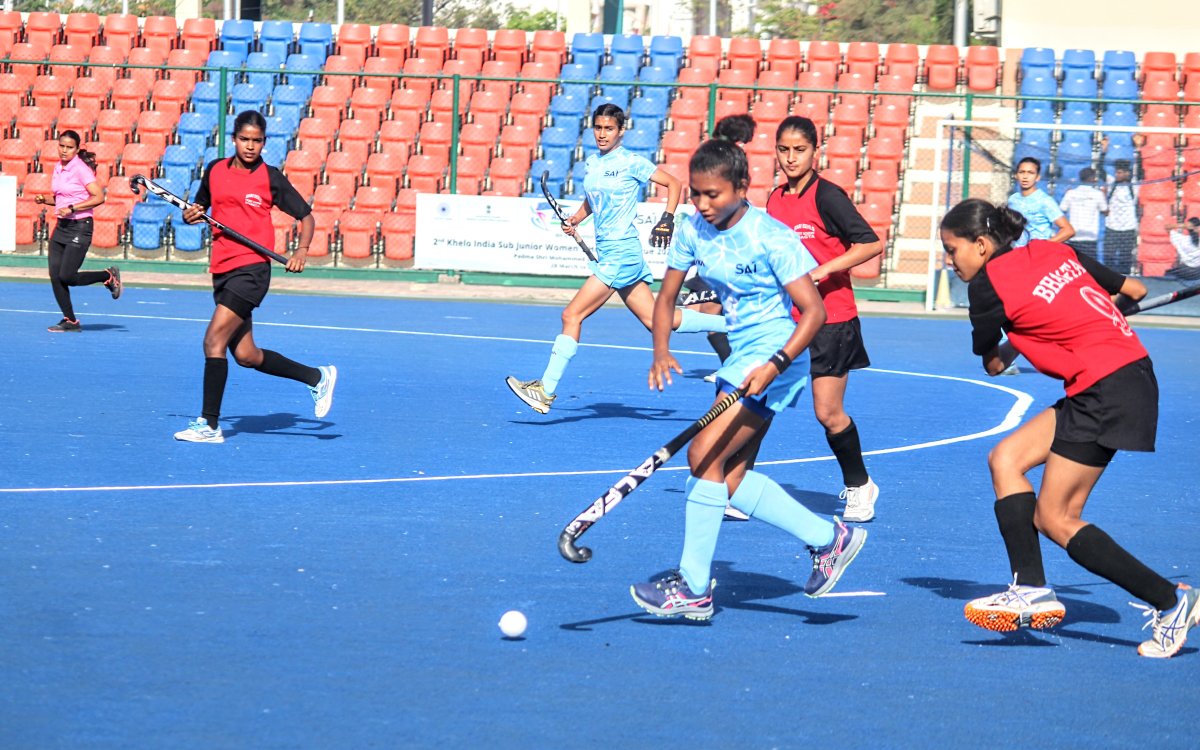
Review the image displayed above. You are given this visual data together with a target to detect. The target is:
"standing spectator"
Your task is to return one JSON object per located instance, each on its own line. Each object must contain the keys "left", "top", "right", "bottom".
{"left": 1006, "top": 157, "right": 1075, "bottom": 245}
{"left": 1167, "top": 217, "right": 1200, "bottom": 280}
{"left": 31, "top": 130, "right": 121, "bottom": 332}
{"left": 1059, "top": 167, "right": 1108, "bottom": 261}
{"left": 1103, "top": 159, "right": 1140, "bottom": 274}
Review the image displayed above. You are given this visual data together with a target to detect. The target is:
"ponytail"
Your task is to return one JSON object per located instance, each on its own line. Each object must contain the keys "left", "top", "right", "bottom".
{"left": 940, "top": 198, "right": 1027, "bottom": 252}
{"left": 77, "top": 148, "right": 97, "bottom": 172}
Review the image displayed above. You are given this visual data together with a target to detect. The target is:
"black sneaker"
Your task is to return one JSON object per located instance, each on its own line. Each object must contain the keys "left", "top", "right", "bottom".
{"left": 104, "top": 266, "right": 122, "bottom": 299}
{"left": 48, "top": 318, "right": 82, "bottom": 332}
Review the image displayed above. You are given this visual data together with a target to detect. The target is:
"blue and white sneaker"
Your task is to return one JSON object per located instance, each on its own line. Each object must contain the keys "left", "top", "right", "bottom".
{"left": 173, "top": 418, "right": 224, "bottom": 443}
{"left": 804, "top": 517, "right": 867, "bottom": 597}
{"left": 1135, "top": 584, "right": 1200, "bottom": 658}
{"left": 964, "top": 577, "right": 1065, "bottom": 632}
{"left": 630, "top": 570, "right": 715, "bottom": 620}
{"left": 311, "top": 365, "right": 337, "bottom": 418}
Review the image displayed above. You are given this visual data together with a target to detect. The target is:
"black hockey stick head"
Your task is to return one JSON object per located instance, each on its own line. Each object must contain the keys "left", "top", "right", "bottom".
{"left": 558, "top": 529, "right": 592, "bottom": 563}
{"left": 129, "top": 174, "right": 146, "bottom": 194}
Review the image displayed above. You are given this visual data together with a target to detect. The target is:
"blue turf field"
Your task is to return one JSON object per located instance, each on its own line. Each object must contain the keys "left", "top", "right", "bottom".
{"left": 0, "top": 280, "right": 1195, "bottom": 749}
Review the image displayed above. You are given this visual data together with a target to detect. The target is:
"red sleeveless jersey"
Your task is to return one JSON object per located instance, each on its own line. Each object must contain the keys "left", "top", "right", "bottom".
{"left": 767, "top": 178, "right": 876, "bottom": 324}
{"left": 985, "top": 240, "right": 1147, "bottom": 395}
{"left": 205, "top": 159, "right": 281, "bottom": 274}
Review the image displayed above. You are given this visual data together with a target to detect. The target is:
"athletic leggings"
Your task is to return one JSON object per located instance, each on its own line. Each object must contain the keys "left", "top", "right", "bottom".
{"left": 47, "top": 219, "right": 107, "bottom": 320}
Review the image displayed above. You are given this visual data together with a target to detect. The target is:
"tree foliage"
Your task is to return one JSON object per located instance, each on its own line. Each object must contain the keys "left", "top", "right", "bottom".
{"left": 756, "top": 0, "right": 956, "bottom": 44}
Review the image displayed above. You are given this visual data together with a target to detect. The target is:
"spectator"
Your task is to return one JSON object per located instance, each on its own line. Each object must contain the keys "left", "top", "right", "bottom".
{"left": 1059, "top": 167, "right": 1108, "bottom": 261}
{"left": 1103, "top": 159, "right": 1140, "bottom": 274}
{"left": 1167, "top": 217, "right": 1200, "bottom": 280}
{"left": 1006, "top": 157, "right": 1075, "bottom": 245}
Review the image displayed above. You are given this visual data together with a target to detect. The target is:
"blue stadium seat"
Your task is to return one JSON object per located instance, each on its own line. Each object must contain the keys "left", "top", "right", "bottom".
{"left": 1058, "top": 131, "right": 1094, "bottom": 162}
{"left": 561, "top": 63, "right": 597, "bottom": 100}
{"left": 270, "top": 84, "right": 310, "bottom": 126}
{"left": 284, "top": 53, "right": 324, "bottom": 95}
{"left": 264, "top": 114, "right": 289, "bottom": 138}
{"left": 1019, "top": 72, "right": 1057, "bottom": 98}
{"left": 207, "top": 48, "right": 246, "bottom": 71}
{"left": 231, "top": 82, "right": 271, "bottom": 113}
{"left": 173, "top": 217, "right": 207, "bottom": 253}
{"left": 131, "top": 202, "right": 171, "bottom": 249}
{"left": 298, "top": 22, "right": 334, "bottom": 58}
{"left": 589, "top": 92, "right": 629, "bottom": 117}
{"left": 177, "top": 112, "right": 216, "bottom": 153}
{"left": 1101, "top": 102, "right": 1138, "bottom": 128}
{"left": 637, "top": 64, "right": 677, "bottom": 111}
{"left": 1061, "top": 73, "right": 1097, "bottom": 99}
{"left": 600, "top": 64, "right": 635, "bottom": 102}
{"left": 1020, "top": 47, "right": 1056, "bottom": 77}
{"left": 623, "top": 126, "right": 660, "bottom": 162}
{"left": 571, "top": 160, "right": 587, "bottom": 188}
{"left": 1017, "top": 100, "right": 1055, "bottom": 124}
{"left": 191, "top": 81, "right": 224, "bottom": 117}
{"left": 262, "top": 137, "right": 287, "bottom": 167}
{"left": 539, "top": 126, "right": 579, "bottom": 165}
{"left": 1015, "top": 130, "right": 1052, "bottom": 165}
{"left": 570, "top": 33, "right": 605, "bottom": 75}
{"left": 1060, "top": 49, "right": 1096, "bottom": 79}
{"left": 610, "top": 34, "right": 645, "bottom": 72}
{"left": 531, "top": 158, "right": 568, "bottom": 196}
{"left": 257, "top": 20, "right": 294, "bottom": 61}
{"left": 219, "top": 19, "right": 256, "bottom": 58}
{"left": 1101, "top": 74, "right": 1137, "bottom": 100}
{"left": 1101, "top": 50, "right": 1137, "bottom": 80}
{"left": 649, "top": 35, "right": 684, "bottom": 71}
{"left": 1061, "top": 101, "right": 1096, "bottom": 126}
{"left": 549, "top": 93, "right": 588, "bottom": 132}
{"left": 1101, "top": 132, "right": 1135, "bottom": 164}
{"left": 630, "top": 96, "right": 666, "bottom": 131}
{"left": 244, "top": 51, "right": 283, "bottom": 90}
{"left": 161, "top": 144, "right": 201, "bottom": 185}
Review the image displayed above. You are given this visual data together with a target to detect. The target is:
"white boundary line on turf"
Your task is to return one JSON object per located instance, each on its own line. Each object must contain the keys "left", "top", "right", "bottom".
{"left": 818, "top": 591, "right": 887, "bottom": 597}
{"left": 0, "top": 307, "right": 1033, "bottom": 494}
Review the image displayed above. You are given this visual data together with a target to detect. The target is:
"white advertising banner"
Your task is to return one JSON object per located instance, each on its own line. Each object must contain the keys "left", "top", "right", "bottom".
{"left": 414, "top": 193, "right": 692, "bottom": 278}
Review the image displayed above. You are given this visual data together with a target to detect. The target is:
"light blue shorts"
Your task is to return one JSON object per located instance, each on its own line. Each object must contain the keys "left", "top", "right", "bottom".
{"left": 715, "top": 347, "right": 811, "bottom": 418}
{"left": 590, "top": 238, "right": 652, "bottom": 289}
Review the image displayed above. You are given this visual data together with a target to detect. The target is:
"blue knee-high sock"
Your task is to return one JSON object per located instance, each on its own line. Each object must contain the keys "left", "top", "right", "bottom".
{"left": 675, "top": 308, "right": 726, "bottom": 334}
{"left": 540, "top": 334, "right": 578, "bottom": 394}
{"left": 729, "top": 471, "right": 835, "bottom": 548}
{"left": 678, "top": 476, "right": 728, "bottom": 594}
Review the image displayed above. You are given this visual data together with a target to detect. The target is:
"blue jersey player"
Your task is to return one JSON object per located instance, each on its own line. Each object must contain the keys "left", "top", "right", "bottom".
{"left": 630, "top": 138, "right": 868, "bottom": 620}
{"left": 505, "top": 104, "right": 726, "bottom": 415}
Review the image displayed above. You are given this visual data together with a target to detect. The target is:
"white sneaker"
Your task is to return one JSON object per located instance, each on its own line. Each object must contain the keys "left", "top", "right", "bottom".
{"left": 964, "top": 577, "right": 1065, "bottom": 632}
{"left": 841, "top": 478, "right": 879, "bottom": 522}
{"left": 723, "top": 503, "right": 749, "bottom": 521}
{"left": 311, "top": 365, "right": 338, "bottom": 418}
{"left": 703, "top": 371, "right": 718, "bottom": 383}
{"left": 1134, "top": 584, "right": 1200, "bottom": 658}
{"left": 174, "top": 418, "right": 224, "bottom": 443}
{"left": 505, "top": 376, "right": 556, "bottom": 414}
{"left": 998, "top": 363, "right": 1020, "bottom": 376}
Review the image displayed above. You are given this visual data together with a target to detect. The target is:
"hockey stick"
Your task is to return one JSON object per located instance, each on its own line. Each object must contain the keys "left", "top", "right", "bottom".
{"left": 540, "top": 170, "right": 597, "bottom": 262}
{"left": 1117, "top": 283, "right": 1200, "bottom": 316}
{"left": 677, "top": 287, "right": 720, "bottom": 306}
{"left": 558, "top": 387, "right": 746, "bottom": 563}
{"left": 129, "top": 174, "right": 290, "bottom": 265}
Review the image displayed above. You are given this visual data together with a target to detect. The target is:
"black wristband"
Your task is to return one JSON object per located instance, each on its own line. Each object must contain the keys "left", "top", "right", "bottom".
{"left": 769, "top": 349, "right": 792, "bottom": 373}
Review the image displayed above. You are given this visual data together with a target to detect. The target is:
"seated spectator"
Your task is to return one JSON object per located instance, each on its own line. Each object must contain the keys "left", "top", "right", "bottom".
{"left": 1167, "top": 217, "right": 1200, "bottom": 280}
{"left": 1059, "top": 167, "right": 1107, "bottom": 261}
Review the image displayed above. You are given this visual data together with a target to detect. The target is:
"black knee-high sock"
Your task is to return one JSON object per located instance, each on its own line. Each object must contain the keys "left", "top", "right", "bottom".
{"left": 202, "top": 357, "right": 228, "bottom": 429}
{"left": 255, "top": 349, "right": 321, "bottom": 387}
{"left": 995, "top": 492, "right": 1046, "bottom": 587}
{"left": 826, "top": 419, "right": 869, "bottom": 487}
{"left": 707, "top": 332, "right": 731, "bottom": 363}
{"left": 1066, "top": 524, "right": 1178, "bottom": 611}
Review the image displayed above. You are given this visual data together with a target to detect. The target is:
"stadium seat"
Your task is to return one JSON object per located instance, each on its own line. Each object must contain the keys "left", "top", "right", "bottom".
{"left": 601, "top": 64, "right": 636, "bottom": 103}
{"left": 180, "top": 17, "right": 217, "bottom": 56}
{"left": 1020, "top": 47, "right": 1056, "bottom": 77}
{"left": 406, "top": 153, "right": 446, "bottom": 192}
{"left": 134, "top": 109, "right": 176, "bottom": 152}
{"left": 295, "top": 116, "right": 338, "bottom": 154}
{"left": 353, "top": 184, "right": 392, "bottom": 213}
{"left": 831, "top": 101, "right": 870, "bottom": 141}
{"left": 90, "top": 202, "right": 127, "bottom": 248}
{"left": 836, "top": 71, "right": 873, "bottom": 110}
{"left": 297, "top": 22, "right": 333, "bottom": 59}
{"left": 1061, "top": 49, "right": 1096, "bottom": 79}
{"left": 1060, "top": 101, "right": 1096, "bottom": 126}
{"left": 1141, "top": 51, "right": 1177, "bottom": 80}
{"left": 130, "top": 201, "right": 170, "bottom": 249}
{"left": 610, "top": 33, "right": 645, "bottom": 73}
{"left": 414, "top": 25, "right": 450, "bottom": 63}
{"left": 319, "top": 54, "right": 358, "bottom": 99}
{"left": 648, "top": 35, "right": 684, "bottom": 71}
{"left": 337, "top": 209, "right": 380, "bottom": 260}
{"left": 1142, "top": 71, "right": 1180, "bottom": 102}
{"left": 727, "top": 37, "right": 762, "bottom": 76}
{"left": 379, "top": 114, "right": 421, "bottom": 156}
{"left": 1102, "top": 50, "right": 1137, "bottom": 80}
{"left": 824, "top": 134, "right": 862, "bottom": 174}
{"left": 499, "top": 124, "right": 539, "bottom": 163}
{"left": 866, "top": 136, "right": 904, "bottom": 175}
{"left": 510, "top": 92, "right": 548, "bottom": 131}
{"left": 381, "top": 213, "right": 415, "bottom": 260}
{"left": 687, "top": 35, "right": 722, "bottom": 74}
{"left": 25, "top": 12, "right": 62, "bottom": 51}
{"left": 336, "top": 23, "right": 372, "bottom": 67}
{"left": 766, "top": 38, "right": 802, "bottom": 76}
{"left": 845, "top": 42, "right": 881, "bottom": 80}
{"left": 1062, "top": 73, "right": 1098, "bottom": 99}
{"left": 349, "top": 85, "right": 389, "bottom": 124}
{"left": 101, "top": 14, "right": 140, "bottom": 55}
{"left": 717, "top": 67, "right": 756, "bottom": 106}
{"left": 805, "top": 40, "right": 842, "bottom": 78}
{"left": 283, "top": 148, "right": 324, "bottom": 193}
{"left": 375, "top": 24, "right": 411, "bottom": 63}
{"left": 860, "top": 168, "right": 899, "bottom": 207}
{"left": 231, "top": 82, "right": 271, "bottom": 115}
{"left": 401, "top": 55, "right": 441, "bottom": 97}
{"left": 337, "top": 118, "right": 378, "bottom": 163}
{"left": 486, "top": 156, "right": 527, "bottom": 196}
{"left": 965, "top": 46, "right": 1000, "bottom": 92}
{"left": 1101, "top": 74, "right": 1138, "bottom": 100}
{"left": 259, "top": 20, "right": 295, "bottom": 62}
{"left": 493, "top": 28, "right": 529, "bottom": 69}
{"left": 519, "top": 60, "right": 559, "bottom": 102}
{"left": 284, "top": 53, "right": 324, "bottom": 94}
{"left": 924, "top": 44, "right": 960, "bottom": 91}
{"left": 365, "top": 151, "right": 408, "bottom": 192}
{"left": 218, "top": 19, "right": 256, "bottom": 59}
{"left": 306, "top": 210, "right": 338, "bottom": 257}
{"left": 884, "top": 42, "right": 920, "bottom": 81}
{"left": 797, "top": 70, "right": 834, "bottom": 110}
{"left": 324, "top": 150, "right": 363, "bottom": 193}
{"left": 95, "top": 108, "right": 137, "bottom": 145}
{"left": 141, "top": 16, "right": 178, "bottom": 56}
{"left": 532, "top": 29, "right": 568, "bottom": 68}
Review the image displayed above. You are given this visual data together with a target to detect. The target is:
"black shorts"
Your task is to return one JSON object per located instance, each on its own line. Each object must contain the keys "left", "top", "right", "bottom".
{"left": 1052, "top": 357, "right": 1157, "bottom": 465}
{"left": 809, "top": 318, "right": 871, "bottom": 377}
{"left": 213, "top": 262, "right": 271, "bottom": 319}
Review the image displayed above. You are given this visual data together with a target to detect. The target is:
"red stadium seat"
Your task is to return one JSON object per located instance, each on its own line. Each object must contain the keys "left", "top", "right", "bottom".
{"left": 805, "top": 40, "right": 842, "bottom": 78}
{"left": 25, "top": 12, "right": 63, "bottom": 51}
{"left": 727, "top": 37, "right": 763, "bottom": 76}
{"left": 324, "top": 150, "right": 363, "bottom": 193}
{"left": 312, "top": 182, "right": 353, "bottom": 214}
{"left": 91, "top": 201, "right": 127, "bottom": 248}
{"left": 1142, "top": 71, "right": 1180, "bottom": 102}
{"left": 836, "top": 71, "right": 873, "bottom": 109}
{"left": 766, "top": 38, "right": 802, "bottom": 77}
{"left": 401, "top": 56, "right": 441, "bottom": 97}
{"left": 126, "top": 47, "right": 165, "bottom": 90}
{"left": 365, "top": 150, "right": 409, "bottom": 192}
{"left": 519, "top": 61, "right": 558, "bottom": 102}
{"left": 150, "top": 77, "right": 191, "bottom": 115}
{"left": 118, "top": 141, "right": 159, "bottom": 177}
{"left": 134, "top": 109, "right": 177, "bottom": 152}
{"left": 375, "top": 24, "right": 411, "bottom": 63}
{"left": 95, "top": 108, "right": 138, "bottom": 145}
{"left": 687, "top": 35, "right": 722, "bottom": 73}
{"left": 350, "top": 85, "right": 390, "bottom": 124}
{"left": 323, "top": 55, "right": 361, "bottom": 99}
{"left": 295, "top": 116, "right": 338, "bottom": 154}
{"left": 452, "top": 27, "right": 489, "bottom": 70}
{"left": 179, "top": 17, "right": 217, "bottom": 56}
{"left": 309, "top": 85, "right": 348, "bottom": 123}
{"left": 845, "top": 42, "right": 881, "bottom": 80}
{"left": 14, "top": 106, "right": 56, "bottom": 141}
{"left": 924, "top": 44, "right": 960, "bottom": 91}
{"left": 884, "top": 43, "right": 920, "bottom": 81}
{"left": 866, "top": 136, "right": 905, "bottom": 175}
{"left": 353, "top": 184, "right": 393, "bottom": 212}
{"left": 379, "top": 115, "right": 421, "bottom": 156}
{"left": 414, "top": 25, "right": 450, "bottom": 63}
{"left": 336, "top": 23, "right": 372, "bottom": 67}
{"left": 103, "top": 14, "right": 141, "bottom": 55}
{"left": 390, "top": 87, "right": 430, "bottom": 119}
{"left": 486, "top": 156, "right": 527, "bottom": 196}
{"left": 381, "top": 213, "right": 415, "bottom": 260}
{"left": 406, "top": 153, "right": 446, "bottom": 192}
{"left": 142, "top": 16, "right": 179, "bottom": 57}
{"left": 492, "top": 28, "right": 528, "bottom": 68}
{"left": 338, "top": 209, "right": 381, "bottom": 259}
{"left": 306, "top": 210, "right": 338, "bottom": 258}
{"left": 109, "top": 76, "right": 149, "bottom": 112}
{"left": 1141, "top": 51, "right": 1177, "bottom": 79}
{"left": 54, "top": 107, "right": 94, "bottom": 139}
{"left": 428, "top": 87, "right": 466, "bottom": 126}
{"left": 336, "top": 118, "right": 378, "bottom": 163}
{"left": 418, "top": 120, "right": 453, "bottom": 161}
{"left": 824, "top": 134, "right": 862, "bottom": 173}
{"left": 531, "top": 29, "right": 566, "bottom": 67}
{"left": 965, "top": 45, "right": 1000, "bottom": 92}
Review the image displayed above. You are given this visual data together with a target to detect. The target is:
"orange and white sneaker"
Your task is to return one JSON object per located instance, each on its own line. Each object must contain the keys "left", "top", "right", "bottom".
{"left": 964, "top": 577, "right": 1066, "bottom": 632}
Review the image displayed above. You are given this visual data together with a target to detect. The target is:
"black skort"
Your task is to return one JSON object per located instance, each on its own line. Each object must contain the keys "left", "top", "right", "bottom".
{"left": 1052, "top": 357, "right": 1157, "bottom": 462}
{"left": 810, "top": 317, "right": 871, "bottom": 378}
{"left": 213, "top": 262, "right": 271, "bottom": 319}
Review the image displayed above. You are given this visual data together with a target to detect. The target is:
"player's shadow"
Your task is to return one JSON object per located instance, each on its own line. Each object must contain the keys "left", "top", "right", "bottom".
{"left": 684, "top": 367, "right": 719, "bottom": 380}
{"left": 77, "top": 323, "right": 127, "bottom": 332}
{"left": 779, "top": 485, "right": 843, "bottom": 516}
{"left": 512, "top": 401, "right": 691, "bottom": 427}
{"left": 561, "top": 561, "right": 858, "bottom": 630}
{"left": 222, "top": 412, "right": 340, "bottom": 439}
